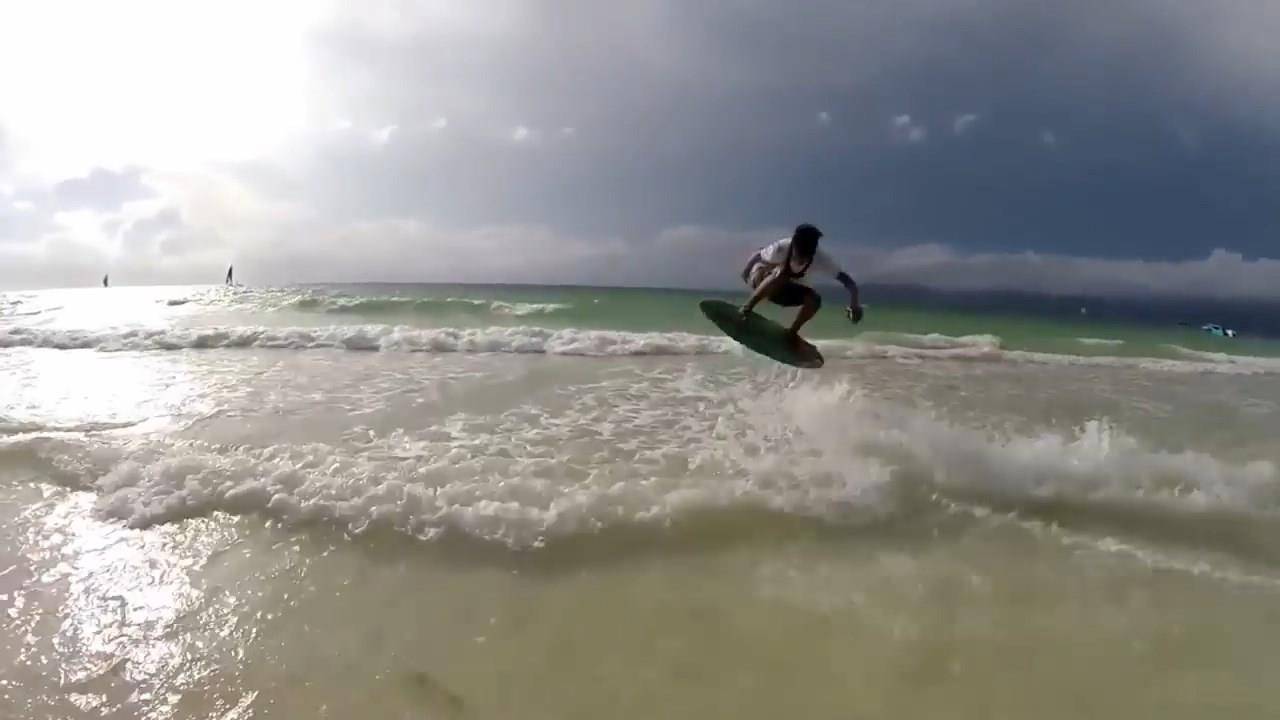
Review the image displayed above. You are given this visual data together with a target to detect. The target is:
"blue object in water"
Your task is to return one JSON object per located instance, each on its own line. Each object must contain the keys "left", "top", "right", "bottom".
{"left": 1201, "top": 323, "right": 1237, "bottom": 338}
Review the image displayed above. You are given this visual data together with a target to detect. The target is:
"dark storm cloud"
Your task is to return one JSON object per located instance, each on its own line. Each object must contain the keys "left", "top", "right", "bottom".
{"left": 280, "top": 0, "right": 1280, "bottom": 262}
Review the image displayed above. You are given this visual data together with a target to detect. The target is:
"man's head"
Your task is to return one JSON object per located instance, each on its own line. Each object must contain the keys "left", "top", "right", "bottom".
{"left": 792, "top": 223, "right": 823, "bottom": 258}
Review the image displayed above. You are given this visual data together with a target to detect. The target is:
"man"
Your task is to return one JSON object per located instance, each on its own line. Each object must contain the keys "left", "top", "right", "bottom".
{"left": 740, "top": 223, "right": 863, "bottom": 342}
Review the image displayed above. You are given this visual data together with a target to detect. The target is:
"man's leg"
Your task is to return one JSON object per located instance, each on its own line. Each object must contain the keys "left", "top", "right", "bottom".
{"left": 786, "top": 287, "right": 821, "bottom": 339}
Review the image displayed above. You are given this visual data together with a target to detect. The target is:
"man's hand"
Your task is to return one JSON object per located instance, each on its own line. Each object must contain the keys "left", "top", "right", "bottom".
{"left": 835, "top": 272, "right": 862, "bottom": 325}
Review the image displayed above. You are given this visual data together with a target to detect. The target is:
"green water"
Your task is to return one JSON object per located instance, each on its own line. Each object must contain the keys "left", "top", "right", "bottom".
{"left": 293, "top": 283, "right": 1280, "bottom": 361}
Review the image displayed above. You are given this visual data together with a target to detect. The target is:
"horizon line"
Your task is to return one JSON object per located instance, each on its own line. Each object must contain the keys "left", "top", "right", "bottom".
{"left": 6, "top": 278, "right": 1280, "bottom": 307}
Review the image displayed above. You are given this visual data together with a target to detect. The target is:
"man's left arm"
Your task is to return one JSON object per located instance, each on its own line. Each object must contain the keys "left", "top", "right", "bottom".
{"left": 835, "top": 271, "right": 863, "bottom": 323}
{"left": 816, "top": 250, "right": 863, "bottom": 323}
{"left": 835, "top": 271, "right": 860, "bottom": 307}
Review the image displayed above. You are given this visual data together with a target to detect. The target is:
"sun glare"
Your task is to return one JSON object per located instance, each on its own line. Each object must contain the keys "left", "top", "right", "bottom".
{"left": 0, "top": 0, "right": 329, "bottom": 178}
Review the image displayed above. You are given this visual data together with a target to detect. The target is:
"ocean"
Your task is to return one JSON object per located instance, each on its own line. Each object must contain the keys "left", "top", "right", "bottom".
{"left": 2, "top": 282, "right": 1279, "bottom": 719}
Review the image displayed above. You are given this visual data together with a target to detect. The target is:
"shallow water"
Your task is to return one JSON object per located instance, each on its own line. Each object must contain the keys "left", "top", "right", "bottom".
{"left": 3, "top": 285, "right": 1280, "bottom": 718}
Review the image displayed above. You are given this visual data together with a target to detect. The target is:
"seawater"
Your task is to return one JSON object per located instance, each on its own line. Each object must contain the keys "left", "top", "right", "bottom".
{"left": 2, "top": 283, "right": 1279, "bottom": 719}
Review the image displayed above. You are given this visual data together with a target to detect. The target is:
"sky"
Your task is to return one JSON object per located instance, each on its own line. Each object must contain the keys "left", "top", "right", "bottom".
{"left": 1, "top": 0, "right": 1279, "bottom": 297}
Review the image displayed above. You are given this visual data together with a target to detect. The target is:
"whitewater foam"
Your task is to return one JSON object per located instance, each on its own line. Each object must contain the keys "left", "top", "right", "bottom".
{"left": 6, "top": 323, "right": 1280, "bottom": 374}
{"left": 8, "top": 374, "right": 1277, "bottom": 549}
{"left": 1076, "top": 337, "right": 1126, "bottom": 346}
{"left": 858, "top": 332, "right": 1002, "bottom": 351}
{"left": 0, "top": 324, "right": 732, "bottom": 356}
{"left": 1167, "top": 345, "right": 1280, "bottom": 372}
{"left": 287, "top": 294, "right": 572, "bottom": 317}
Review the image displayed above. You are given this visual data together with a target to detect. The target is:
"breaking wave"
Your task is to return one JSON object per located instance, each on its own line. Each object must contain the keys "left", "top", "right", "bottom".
{"left": 289, "top": 295, "right": 572, "bottom": 317}
{"left": 4, "top": 324, "right": 1280, "bottom": 373}
{"left": 4, "top": 379, "right": 1277, "bottom": 554}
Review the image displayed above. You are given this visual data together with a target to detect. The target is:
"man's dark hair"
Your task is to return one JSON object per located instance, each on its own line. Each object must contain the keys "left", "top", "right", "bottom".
{"left": 793, "top": 223, "right": 823, "bottom": 256}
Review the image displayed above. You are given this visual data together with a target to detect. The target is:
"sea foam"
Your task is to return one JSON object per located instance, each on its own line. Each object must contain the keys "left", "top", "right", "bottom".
{"left": 7, "top": 378, "right": 1275, "bottom": 549}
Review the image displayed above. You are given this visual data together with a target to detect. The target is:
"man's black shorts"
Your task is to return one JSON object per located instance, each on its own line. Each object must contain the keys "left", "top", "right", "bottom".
{"left": 766, "top": 280, "right": 815, "bottom": 307}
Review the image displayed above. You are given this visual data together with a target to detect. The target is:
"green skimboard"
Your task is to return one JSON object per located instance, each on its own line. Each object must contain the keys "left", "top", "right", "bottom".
{"left": 699, "top": 299, "right": 824, "bottom": 369}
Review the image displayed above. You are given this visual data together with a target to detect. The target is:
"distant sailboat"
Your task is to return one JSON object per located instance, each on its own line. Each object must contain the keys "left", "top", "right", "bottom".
{"left": 225, "top": 265, "right": 234, "bottom": 285}
{"left": 102, "top": 274, "right": 109, "bottom": 288}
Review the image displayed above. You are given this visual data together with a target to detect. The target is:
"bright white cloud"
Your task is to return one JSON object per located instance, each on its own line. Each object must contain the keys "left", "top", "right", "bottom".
{"left": 560, "top": 126, "right": 577, "bottom": 137}
{"left": 431, "top": 117, "right": 449, "bottom": 131}
{"left": 953, "top": 113, "right": 980, "bottom": 135}
{"left": 371, "top": 124, "right": 399, "bottom": 146}
{"left": 10, "top": 200, "right": 34, "bottom": 212}
{"left": 52, "top": 166, "right": 153, "bottom": 211}
{"left": 817, "top": 111, "right": 832, "bottom": 126}
{"left": 891, "top": 114, "right": 928, "bottom": 143}
{"left": 511, "top": 125, "right": 532, "bottom": 142}
{"left": 241, "top": 219, "right": 630, "bottom": 287}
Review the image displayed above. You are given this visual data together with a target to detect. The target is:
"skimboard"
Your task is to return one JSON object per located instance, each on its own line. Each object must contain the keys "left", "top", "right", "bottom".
{"left": 699, "top": 299, "right": 824, "bottom": 368}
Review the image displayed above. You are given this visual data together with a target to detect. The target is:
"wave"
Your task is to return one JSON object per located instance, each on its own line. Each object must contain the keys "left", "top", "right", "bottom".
{"left": 856, "top": 331, "right": 1001, "bottom": 351}
{"left": 0, "top": 294, "right": 60, "bottom": 318}
{"left": 1076, "top": 337, "right": 1126, "bottom": 346}
{"left": 0, "top": 417, "right": 140, "bottom": 436}
{"left": 0, "top": 324, "right": 732, "bottom": 356}
{"left": 1167, "top": 345, "right": 1280, "bottom": 371}
{"left": 5, "top": 323, "right": 1280, "bottom": 373}
{"left": 289, "top": 295, "right": 572, "bottom": 317}
{"left": 5, "top": 380, "right": 1277, "bottom": 556}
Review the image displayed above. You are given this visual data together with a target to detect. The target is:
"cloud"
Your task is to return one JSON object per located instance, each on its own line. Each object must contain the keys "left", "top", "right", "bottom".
{"left": 52, "top": 166, "right": 154, "bottom": 211}
{"left": 4, "top": 0, "right": 1280, "bottom": 289}
{"left": 560, "top": 126, "right": 576, "bottom": 138}
{"left": 240, "top": 218, "right": 630, "bottom": 287}
{"left": 371, "top": 124, "right": 398, "bottom": 146}
{"left": 119, "top": 205, "right": 222, "bottom": 258}
{"left": 611, "top": 229, "right": 1280, "bottom": 301}
{"left": 891, "top": 115, "right": 928, "bottom": 143}
{"left": 953, "top": 113, "right": 980, "bottom": 135}
{"left": 618, "top": 230, "right": 1280, "bottom": 301}
{"left": 7, "top": 200, "right": 1280, "bottom": 300}
{"left": 850, "top": 244, "right": 1280, "bottom": 300}
{"left": 1040, "top": 129, "right": 1058, "bottom": 148}
{"left": 0, "top": 197, "right": 51, "bottom": 245}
